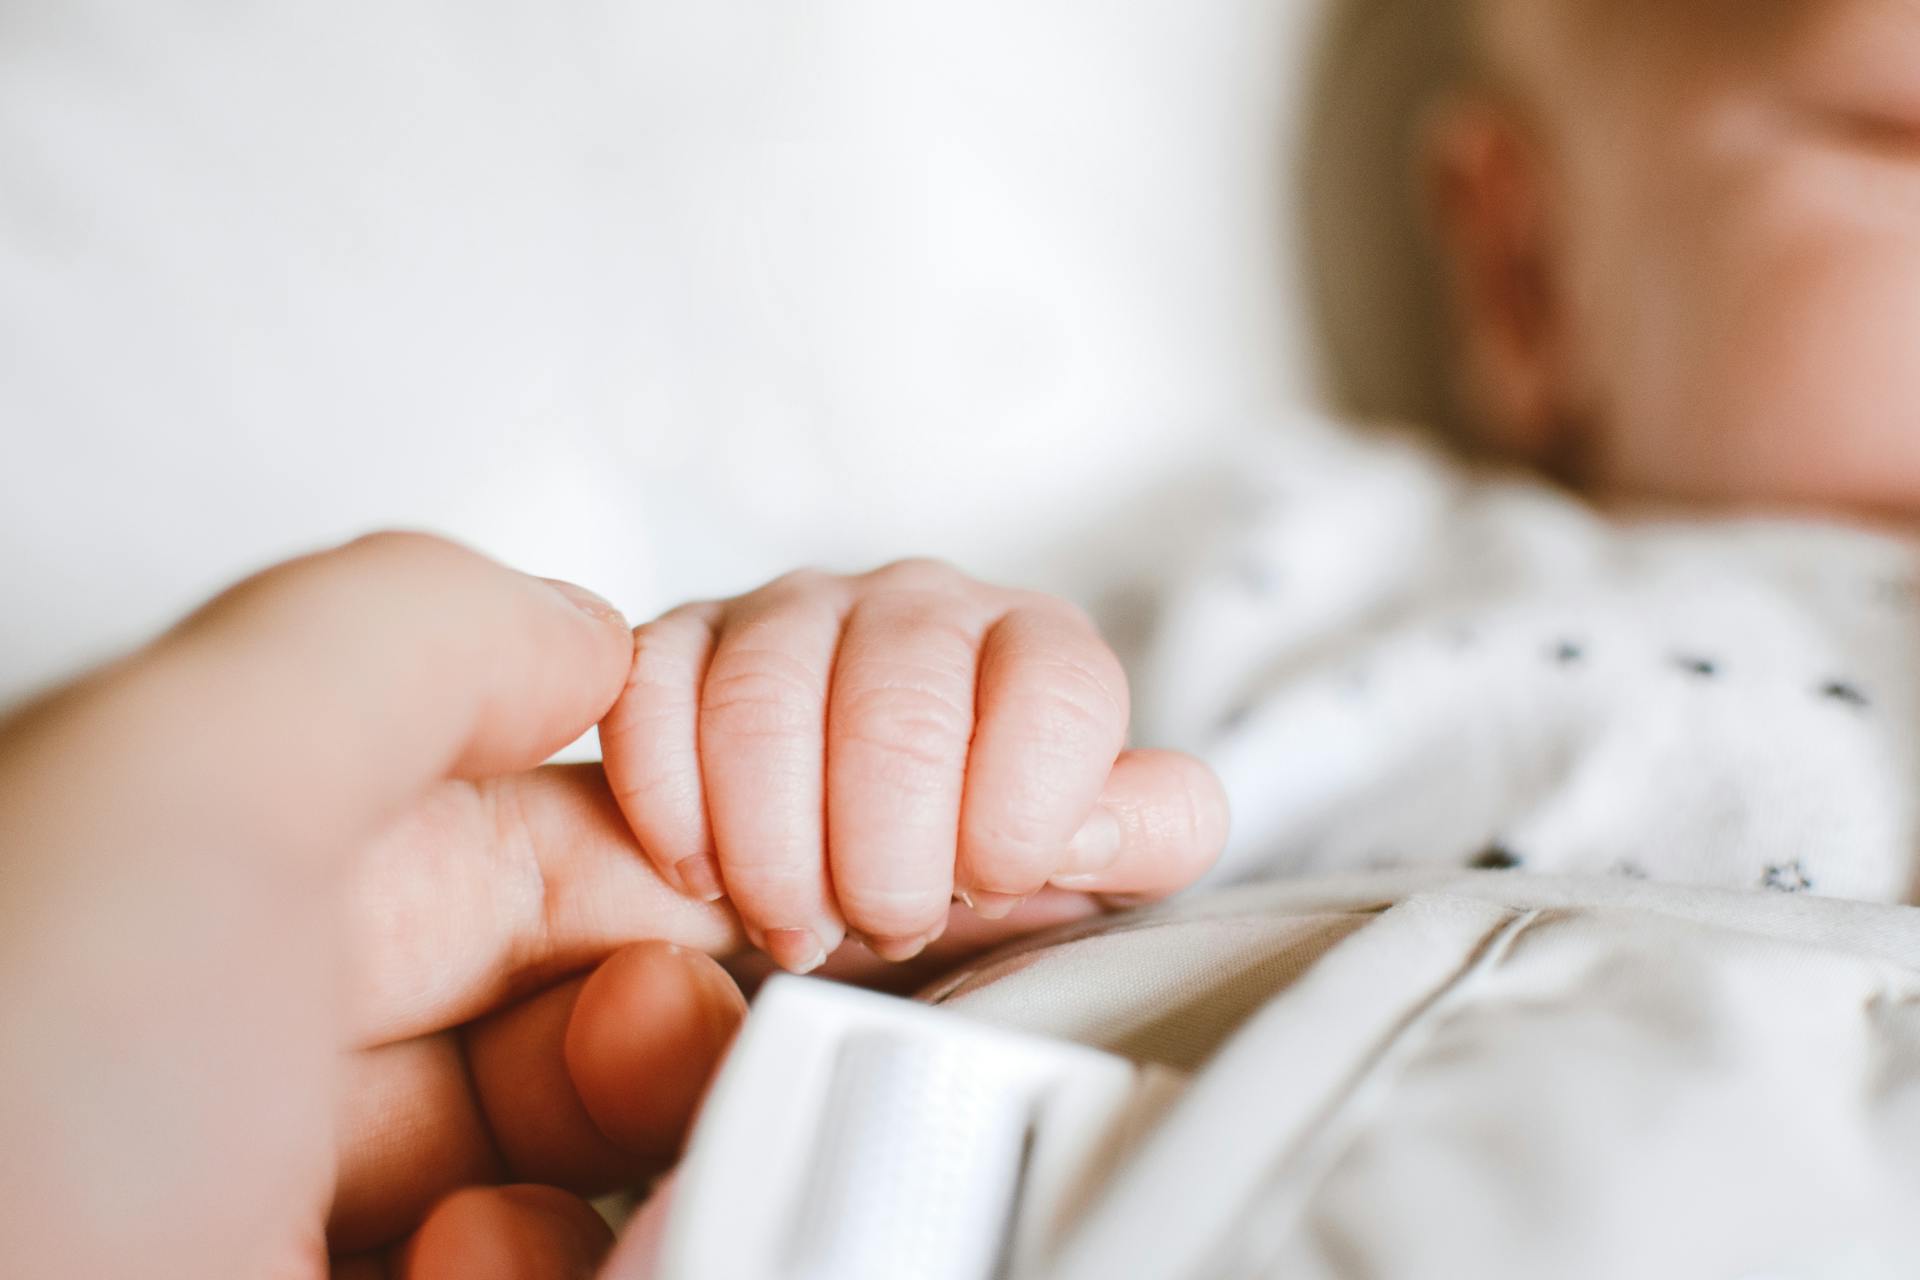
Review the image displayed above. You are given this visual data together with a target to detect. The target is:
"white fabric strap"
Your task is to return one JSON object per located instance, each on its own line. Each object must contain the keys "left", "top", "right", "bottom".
{"left": 657, "top": 977, "right": 1183, "bottom": 1280}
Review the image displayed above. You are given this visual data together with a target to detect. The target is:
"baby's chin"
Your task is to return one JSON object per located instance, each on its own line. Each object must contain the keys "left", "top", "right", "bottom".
{"left": 1591, "top": 487, "right": 1920, "bottom": 543}
{"left": 1577, "top": 450, "right": 1920, "bottom": 540}
{"left": 1577, "top": 395, "right": 1920, "bottom": 537}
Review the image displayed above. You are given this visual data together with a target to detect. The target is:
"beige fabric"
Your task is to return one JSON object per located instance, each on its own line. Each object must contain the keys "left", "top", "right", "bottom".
{"left": 927, "top": 912, "right": 1372, "bottom": 1072}
{"left": 934, "top": 873, "right": 1920, "bottom": 1278}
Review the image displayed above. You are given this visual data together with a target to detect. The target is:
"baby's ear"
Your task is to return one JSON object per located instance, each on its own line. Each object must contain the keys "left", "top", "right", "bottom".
{"left": 1424, "top": 93, "right": 1574, "bottom": 463}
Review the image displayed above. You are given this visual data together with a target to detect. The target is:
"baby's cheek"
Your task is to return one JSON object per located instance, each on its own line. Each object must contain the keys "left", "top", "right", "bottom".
{"left": 1700, "top": 228, "right": 1920, "bottom": 510}
{"left": 1602, "top": 157, "right": 1920, "bottom": 514}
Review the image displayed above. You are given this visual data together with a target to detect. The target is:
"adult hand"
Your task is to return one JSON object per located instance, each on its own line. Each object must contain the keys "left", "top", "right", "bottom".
{"left": 0, "top": 534, "right": 748, "bottom": 1278}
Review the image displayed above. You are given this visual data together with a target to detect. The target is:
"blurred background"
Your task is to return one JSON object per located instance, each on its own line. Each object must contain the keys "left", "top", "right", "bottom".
{"left": 0, "top": 0, "right": 1457, "bottom": 708}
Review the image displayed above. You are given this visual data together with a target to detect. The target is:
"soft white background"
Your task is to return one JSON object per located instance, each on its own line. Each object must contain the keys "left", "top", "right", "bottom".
{"left": 0, "top": 1, "right": 1442, "bottom": 707}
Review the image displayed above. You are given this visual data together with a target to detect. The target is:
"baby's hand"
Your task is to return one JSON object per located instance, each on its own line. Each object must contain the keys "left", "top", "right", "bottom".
{"left": 600, "top": 561, "right": 1227, "bottom": 973}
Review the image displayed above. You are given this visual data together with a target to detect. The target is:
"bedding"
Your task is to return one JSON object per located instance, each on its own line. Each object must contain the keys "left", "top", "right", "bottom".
{"left": 926, "top": 871, "right": 1920, "bottom": 1278}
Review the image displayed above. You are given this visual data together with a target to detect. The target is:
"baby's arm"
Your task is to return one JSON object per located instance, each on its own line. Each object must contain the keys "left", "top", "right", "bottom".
{"left": 599, "top": 560, "right": 1228, "bottom": 973}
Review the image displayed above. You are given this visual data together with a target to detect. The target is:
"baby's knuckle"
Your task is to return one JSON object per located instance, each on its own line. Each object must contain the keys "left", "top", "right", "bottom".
{"left": 701, "top": 662, "right": 820, "bottom": 740}
{"left": 767, "top": 566, "right": 837, "bottom": 597}
{"left": 1015, "top": 665, "right": 1127, "bottom": 749}
{"left": 877, "top": 618, "right": 985, "bottom": 678}
{"left": 869, "top": 557, "right": 963, "bottom": 592}
{"left": 838, "top": 683, "right": 971, "bottom": 759}
{"left": 839, "top": 723, "right": 969, "bottom": 786}
{"left": 882, "top": 681, "right": 974, "bottom": 736}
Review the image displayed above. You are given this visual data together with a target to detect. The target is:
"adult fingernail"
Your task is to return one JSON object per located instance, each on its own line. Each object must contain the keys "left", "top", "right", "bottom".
{"left": 868, "top": 925, "right": 944, "bottom": 964}
{"left": 1060, "top": 806, "right": 1124, "bottom": 877}
{"left": 766, "top": 928, "right": 828, "bottom": 975}
{"left": 543, "top": 577, "right": 627, "bottom": 626}
{"left": 967, "top": 891, "right": 1028, "bottom": 921}
{"left": 674, "top": 853, "right": 726, "bottom": 903}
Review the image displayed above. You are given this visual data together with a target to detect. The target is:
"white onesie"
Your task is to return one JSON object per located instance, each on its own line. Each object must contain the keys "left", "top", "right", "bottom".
{"left": 1138, "top": 416, "right": 1920, "bottom": 904}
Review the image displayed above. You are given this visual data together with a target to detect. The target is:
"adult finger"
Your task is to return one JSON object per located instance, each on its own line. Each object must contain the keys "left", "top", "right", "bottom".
{"left": 330, "top": 943, "right": 743, "bottom": 1253}
{"left": 344, "top": 764, "right": 741, "bottom": 1049}
{"left": 327, "top": 1032, "right": 505, "bottom": 1255}
{"left": 600, "top": 604, "right": 727, "bottom": 902}
{"left": 189, "top": 533, "right": 634, "bottom": 790}
{"left": 463, "top": 945, "right": 742, "bottom": 1193}
{"left": 331, "top": 1258, "right": 389, "bottom": 1280}
{"left": 564, "top": 941, "right": 747, "bottom": 1158}
{"left": 397, "top": 1184, "right": 613, "bottom": 1280}
{"left": 955, "top": 598, "right": 1130, "bottom": 915}
{"left": 0, "top": 533, "right": 635, "bottom": 1278}
{"left": 1, "top": 532, "right": 635, "bottom": 878}
{"left": 698, "top": 572, "right": 851, "bottom": 973}
{"left": 827, "top": 563, "right": 990, "bottom": 959}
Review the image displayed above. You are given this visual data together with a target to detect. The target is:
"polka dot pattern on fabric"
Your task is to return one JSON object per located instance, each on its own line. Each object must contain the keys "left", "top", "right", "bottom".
{"left": 1470, "top": 846, "right": 1524, "bottom": 872}
{"left": 1141, "top": 419, "right": 1920, "bottom": 905}
{"left": 1820, "top": 681, "right": 1871, "bottom": 711}
{"left": 1763, "top": 862, "right": 1815, "bottom": 894}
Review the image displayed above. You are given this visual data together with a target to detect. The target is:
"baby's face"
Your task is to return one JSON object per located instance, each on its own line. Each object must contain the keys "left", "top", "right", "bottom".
{"left": 1446, "top": 0, "right": 1920, "bottom": 519}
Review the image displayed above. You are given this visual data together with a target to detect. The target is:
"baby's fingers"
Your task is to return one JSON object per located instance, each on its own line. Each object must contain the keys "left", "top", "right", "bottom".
{"left": 695, "top": 574, "right": 851, "bottom": 973}
{"left": 600, "top": 604, "right": 726, "bottom": 903}
{"left": 826, "top": 564, "right": 990, "bottom": 961}
{"left": 1048, "top": 749, "right": 1229, "bottom": 900}
{"left": 956, "top": 600, "right": 1130, "bottom": 912}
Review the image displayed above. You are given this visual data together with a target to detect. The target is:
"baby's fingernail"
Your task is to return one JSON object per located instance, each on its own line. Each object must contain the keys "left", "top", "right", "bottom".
{"left": 868, "top": 927, "right": 942, "bottom": 964}
{"left": 1061, "top": 807, "right": 1124, "bottom": 877}
{"left": 542, "top": 577, "right": 627, "bottom": 626}
{"left": 674, "top": 853, "right": 726, "bottom": 903}
{"left": 766, "top": 928, "right": 828, "bottom": 975}
{"left": 967, "top": 891, "right": 1028, "bottom": 921}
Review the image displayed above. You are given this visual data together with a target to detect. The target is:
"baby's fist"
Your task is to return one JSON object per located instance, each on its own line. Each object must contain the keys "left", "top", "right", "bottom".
{"left": 599, "top": 561, "right": 1226, "bottom": 973}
